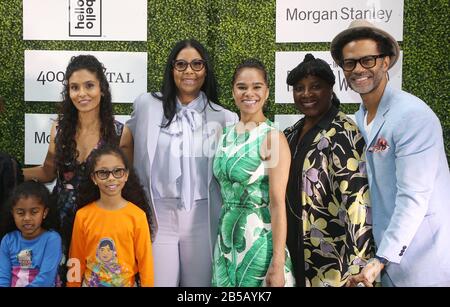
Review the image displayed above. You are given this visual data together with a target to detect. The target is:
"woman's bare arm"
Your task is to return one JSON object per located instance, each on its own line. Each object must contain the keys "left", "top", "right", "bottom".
{"left": 262, "top": 130, "right": 291, "bottom": 287}
{"left": 23, "top": 122, "right": 57, "bottom": 183}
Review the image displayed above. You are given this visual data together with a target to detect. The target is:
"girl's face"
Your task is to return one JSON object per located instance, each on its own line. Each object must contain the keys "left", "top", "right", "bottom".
{"left": 173, "top": 47, "right": 206, "bottom": 100}
{"left": 68, "top": 69, "right": 102, "bottom": 114}
{"left": 99, "top": 244, "right": 114, "bottom": 263}
{"left": 232, "top": 68, "right": 269, "bottom": 117}
{"left": 12, "top": 197, "right": 48, "bottom": 240}
{"left": 91, "top": 153, "right": 129, "bottom": 198}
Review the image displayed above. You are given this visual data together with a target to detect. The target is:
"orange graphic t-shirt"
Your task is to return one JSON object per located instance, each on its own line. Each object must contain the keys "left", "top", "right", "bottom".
{"left": 67, "top": 202, "right": 153, "bottom": 287}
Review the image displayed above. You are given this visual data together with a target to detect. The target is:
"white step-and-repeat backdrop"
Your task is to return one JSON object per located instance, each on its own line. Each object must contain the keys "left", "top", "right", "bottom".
{"left": 23, "top": 0, "right": 404, "bottom": 165}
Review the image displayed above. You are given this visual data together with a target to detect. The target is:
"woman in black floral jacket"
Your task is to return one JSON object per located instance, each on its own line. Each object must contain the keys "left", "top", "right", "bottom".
{"left": 284, "top": 54, "right": 373, "bottom": 287}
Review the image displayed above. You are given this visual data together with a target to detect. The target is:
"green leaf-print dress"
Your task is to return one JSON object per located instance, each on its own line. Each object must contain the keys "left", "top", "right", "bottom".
{"left": 211, "top": 120, "right": 295, "bottom": 287}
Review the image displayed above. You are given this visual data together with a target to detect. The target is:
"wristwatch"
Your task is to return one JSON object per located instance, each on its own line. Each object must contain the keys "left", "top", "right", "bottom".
{"left": 375, "top": 255, "right": 389, "bottom": 266}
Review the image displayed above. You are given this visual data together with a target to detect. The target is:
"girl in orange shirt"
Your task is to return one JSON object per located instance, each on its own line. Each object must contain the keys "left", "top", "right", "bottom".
{"left": 67, "top": 145, "right": 154, "bottom": 287}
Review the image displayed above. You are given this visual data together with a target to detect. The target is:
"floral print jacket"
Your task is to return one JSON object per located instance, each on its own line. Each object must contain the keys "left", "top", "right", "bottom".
{"left": 284, "top": 110, "right": 373, "bottom": 287}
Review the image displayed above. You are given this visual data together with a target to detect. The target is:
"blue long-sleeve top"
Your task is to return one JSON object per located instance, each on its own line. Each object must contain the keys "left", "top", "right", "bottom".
{"left": 0, "top": 230, "right": 62, "bottom": 287}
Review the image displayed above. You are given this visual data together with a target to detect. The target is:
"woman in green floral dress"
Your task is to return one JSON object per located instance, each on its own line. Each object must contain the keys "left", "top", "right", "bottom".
{"left": 211, "top": 59, "right": 295, "bottom": 287}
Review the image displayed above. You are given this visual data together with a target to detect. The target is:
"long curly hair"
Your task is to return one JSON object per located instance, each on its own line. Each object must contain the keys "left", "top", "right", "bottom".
{"left": 76, "top": 145, "right": 153, "bottom": 231}
{"left": 56, "top": 55, "right": 118, "bottom": 173}
{"left": 0, "top": 181, "right": 59, "bottom": 241}
{"left": 153, "top": 39, "right": 221, "bottom": 128}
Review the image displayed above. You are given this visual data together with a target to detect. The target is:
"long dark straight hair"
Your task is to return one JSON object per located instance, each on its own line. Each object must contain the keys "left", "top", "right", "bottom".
{"left": 152, "top": 39, "right": 220, "bottom": 127}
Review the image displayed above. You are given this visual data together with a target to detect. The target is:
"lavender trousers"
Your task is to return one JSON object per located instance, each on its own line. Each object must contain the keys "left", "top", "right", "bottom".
{"left": 152, "top": 198, "right": 212, "bottom": 287}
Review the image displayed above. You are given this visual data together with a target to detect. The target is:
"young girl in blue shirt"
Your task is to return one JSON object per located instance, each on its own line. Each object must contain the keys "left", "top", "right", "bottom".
{"left": 0, "top": 181, "right": 62, "bottom": 287}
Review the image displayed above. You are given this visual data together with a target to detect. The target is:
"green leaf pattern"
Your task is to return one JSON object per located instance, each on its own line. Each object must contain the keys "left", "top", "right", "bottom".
{"left": 212, "top": 120, "right": 295, "bottom": 287}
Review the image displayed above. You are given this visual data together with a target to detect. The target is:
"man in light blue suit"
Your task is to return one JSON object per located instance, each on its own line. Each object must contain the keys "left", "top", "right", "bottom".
{"left": 330, "top": 20, "right": 450, "bottom": 287}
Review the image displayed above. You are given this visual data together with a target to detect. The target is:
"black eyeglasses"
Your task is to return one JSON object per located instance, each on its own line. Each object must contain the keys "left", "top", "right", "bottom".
{"left": 93, "top": 168, "right": 127, "bottom": 180}
{"left": 341, "top": 54, "right": 386, "bottom": 72}
{"left": 172, "top": 59, "right": 205, "bottom": 72}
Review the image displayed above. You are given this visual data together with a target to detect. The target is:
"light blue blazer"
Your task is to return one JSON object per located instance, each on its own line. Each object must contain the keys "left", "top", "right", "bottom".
{"left": 355, "top": 84, "right": 450, "bottom": 286}
{"left": 126, "top": 92, "right": 238, "bottom": 256}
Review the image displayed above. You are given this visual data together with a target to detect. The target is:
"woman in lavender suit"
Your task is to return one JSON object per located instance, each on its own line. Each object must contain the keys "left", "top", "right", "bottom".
{"left": 120, "top": 39, "right": 238, "bottom": 286}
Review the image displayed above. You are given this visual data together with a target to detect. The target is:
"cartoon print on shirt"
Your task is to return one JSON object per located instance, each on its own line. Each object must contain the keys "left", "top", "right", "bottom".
{"left": 84, "top": 238, "right": 130, "bottom": 287}
{"left": 17, "top": 249, "right": 32, "bottom": 268}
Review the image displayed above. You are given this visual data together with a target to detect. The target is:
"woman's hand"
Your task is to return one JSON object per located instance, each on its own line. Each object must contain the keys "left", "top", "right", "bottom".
{"left": 265, "top": 262, "right": 285, "bottom": 287}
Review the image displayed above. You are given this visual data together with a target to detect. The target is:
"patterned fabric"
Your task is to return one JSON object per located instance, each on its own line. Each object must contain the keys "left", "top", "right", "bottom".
{"left": 84, "top": 238, "right": 130, "bottom": 287}
{"left": 11, "top": 267, "right": 39, "bottom": 287}
{"left": 211, "top": 120, "right": 295, "bottom": 287}
{"left": 284, "top": 111, "right": 373, "bottom": 287}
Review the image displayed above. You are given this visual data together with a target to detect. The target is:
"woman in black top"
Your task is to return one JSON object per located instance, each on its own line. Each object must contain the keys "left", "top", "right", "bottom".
{"left": 284, "top": 54, "right": 373, "bottom": 287}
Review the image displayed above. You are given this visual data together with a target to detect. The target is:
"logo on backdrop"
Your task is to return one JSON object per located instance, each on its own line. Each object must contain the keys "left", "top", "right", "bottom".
{"left": 23, "top": 0, "right": 147, "bottom": 41}
{"left": 24, "top": 50, "right": 148, "bottom": 103}
{"left": 35, "top": 70, "right": 135, "bottom": 85}
{"left": 285, "top": 5, "right": 393, "bottom": 23}
{"left": 69, "top": 0, "right": 102, "bottom": 37}
{"left": 276, "top": 0, "right": 404, "bottom": 42}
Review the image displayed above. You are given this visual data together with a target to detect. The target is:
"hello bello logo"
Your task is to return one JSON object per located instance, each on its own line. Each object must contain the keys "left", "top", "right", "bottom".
{"left": 69, "top": 0, "right": 102, "bottom": 37}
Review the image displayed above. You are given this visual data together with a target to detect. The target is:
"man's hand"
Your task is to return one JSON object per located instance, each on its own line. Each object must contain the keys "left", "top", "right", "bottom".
{"left": 346, "top": 258, "right": 384, "bottom": 287}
